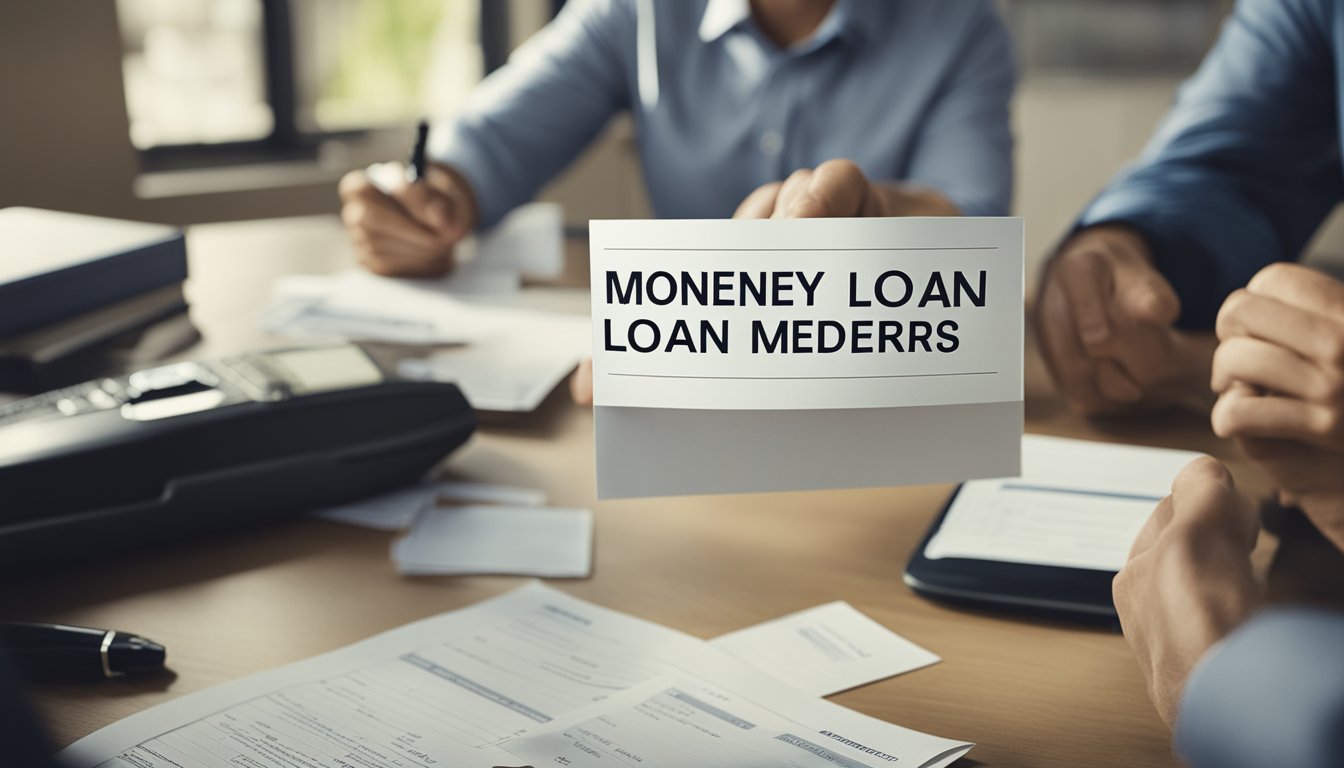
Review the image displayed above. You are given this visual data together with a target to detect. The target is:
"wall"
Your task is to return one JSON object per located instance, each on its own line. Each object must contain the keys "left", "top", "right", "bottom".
{"left": 2, "top": 0, "right": 1340, "bottom": 275}
{"left": 0, "top": 1, "right": 374, "bottom": 226}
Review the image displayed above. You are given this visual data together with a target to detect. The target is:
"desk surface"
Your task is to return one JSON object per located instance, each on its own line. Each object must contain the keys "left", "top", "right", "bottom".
{"left": 9, "top": 216, "right": 1285, "bottom": 767}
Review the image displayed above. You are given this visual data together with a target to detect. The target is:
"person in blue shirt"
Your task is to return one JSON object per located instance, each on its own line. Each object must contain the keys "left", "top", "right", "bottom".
{"left": 337, "top": 0, "right": 1015, "bottom": 277}
{"left": 1036, "top": 0, "right": 1344, "bottom": 419}
{"left": 1050, "top": 2, "right": 1344, "bottom": 763}
{"left": 1114, "top": 455, "right": 1344, "bottom": 768}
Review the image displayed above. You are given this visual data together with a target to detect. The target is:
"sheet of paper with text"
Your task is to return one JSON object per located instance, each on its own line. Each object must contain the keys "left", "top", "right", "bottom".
{"left": 590, "top": 217, "right": 1023, "bottom": 498}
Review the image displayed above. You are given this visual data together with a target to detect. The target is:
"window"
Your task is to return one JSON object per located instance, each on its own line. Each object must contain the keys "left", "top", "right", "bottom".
{"left": 116, "top": 0, "right": 498, "bottom": 170}
{"left": 290, "top": 0, "right": 481, "bottom": 133}
{"left": 117, "top": 0, "right": 273, "bottom": 149}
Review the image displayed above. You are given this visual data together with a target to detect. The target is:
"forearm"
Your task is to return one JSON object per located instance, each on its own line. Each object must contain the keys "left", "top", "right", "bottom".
{"left": 429, "top": 0, "right": 630, "bottom": 228}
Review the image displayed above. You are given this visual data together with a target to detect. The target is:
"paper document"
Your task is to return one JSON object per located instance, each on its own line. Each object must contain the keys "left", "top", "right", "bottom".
{"left": 589, "top": 217, "right": 1024, "bottom": 498}
{"left": 500, "top": 652, "right": 970, "bottom": 768}
{"left": 397, "top": 311, "right": 590, "bottom": 411}
{"left": 713, "top": 602, "right": 940, "bottom": 696}
{"left": 311, "top": 485, "right": 438, "bottom": 531}
{"left": 393, "top": 505, "right": 594, "bottom": 577}
{"left": 923, "top": 434, "right": 1204, "bottom": 571}
{"left": 312, "top": 480, "right": 547, "bottom": 531}
{"left": 263, "top": 271, "right": 481, "bottom": 344}
{"left": 60, "top": 583, "right": 970, "bottom": 768}
{"left": 263, "top": 270, "right": 591, "bottom": 410}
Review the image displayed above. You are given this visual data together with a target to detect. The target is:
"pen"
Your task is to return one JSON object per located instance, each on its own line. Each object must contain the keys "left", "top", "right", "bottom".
{"left": 406, "top": 119, "right": 429, "bottom": 183}
{"left": 0, "top": 622, "right": 166, "bottom": 681}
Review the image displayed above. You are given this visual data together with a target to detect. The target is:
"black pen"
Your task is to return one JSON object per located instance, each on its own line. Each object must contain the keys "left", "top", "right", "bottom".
{"left": 406, "top": 119, "right": 430, "bottom": 183}
{"left": 1, "top": 622, "right": 166, "bottom": 681}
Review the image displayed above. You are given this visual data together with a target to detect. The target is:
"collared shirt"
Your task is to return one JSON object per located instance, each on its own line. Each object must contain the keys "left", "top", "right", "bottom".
{"left": 1078, "top": 0, "right": 1344, "bottom": 327}
{"left": 432, "top": 0, "right": 1016, "bottom": 228}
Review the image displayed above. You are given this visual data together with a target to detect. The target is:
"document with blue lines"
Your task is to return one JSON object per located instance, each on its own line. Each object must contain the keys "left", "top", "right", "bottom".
{"left": 589, "top": 217, "right": 1024, "bottom": 498}
{"left": 59, "top": 583, "right": 970, "bottom": 768}
{"left": 924, "top": 435, "right": 1205, "bottom": 571}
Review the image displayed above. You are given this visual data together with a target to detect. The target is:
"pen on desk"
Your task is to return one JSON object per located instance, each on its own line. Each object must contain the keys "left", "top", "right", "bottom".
{"left": 406, "top": 119, "right": 430, "bottom": 183}
{"left": 0, "top": 622, "right": 166, "bottom": 681}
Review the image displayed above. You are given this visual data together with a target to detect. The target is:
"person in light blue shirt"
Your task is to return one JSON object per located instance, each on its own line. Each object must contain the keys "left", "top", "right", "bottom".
{"left": 338, "top": 0, "right": 1015, "bottom": 277}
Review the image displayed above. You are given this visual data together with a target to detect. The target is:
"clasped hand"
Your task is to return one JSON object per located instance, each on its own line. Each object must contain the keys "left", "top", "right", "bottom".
{"left": 1212, "top": 263, "right": 1344, "bottom": 550}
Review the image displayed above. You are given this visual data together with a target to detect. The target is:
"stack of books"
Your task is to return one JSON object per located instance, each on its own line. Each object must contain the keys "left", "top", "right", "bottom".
{"left": 0, "top": 207, "right": 189, "bottom": 392}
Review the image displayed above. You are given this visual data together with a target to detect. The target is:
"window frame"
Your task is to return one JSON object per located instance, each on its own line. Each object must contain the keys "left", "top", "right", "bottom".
{"left": 134, "top": 0, "right": 514, "bottom": 172}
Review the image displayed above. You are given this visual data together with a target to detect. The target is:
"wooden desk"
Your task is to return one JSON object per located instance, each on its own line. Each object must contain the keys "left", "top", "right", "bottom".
{"left": 8, "top": 216, "right": 1282, "bottom": 767}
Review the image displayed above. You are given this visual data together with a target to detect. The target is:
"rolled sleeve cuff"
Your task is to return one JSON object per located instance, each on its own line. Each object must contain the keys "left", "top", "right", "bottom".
{"left": 429, "top": 123, "right": 518, "bottom": 231}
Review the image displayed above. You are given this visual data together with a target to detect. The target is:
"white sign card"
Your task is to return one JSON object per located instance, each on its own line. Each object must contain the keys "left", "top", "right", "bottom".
{"left": 590, "top": 217, "right": 1024, "bottom": 499}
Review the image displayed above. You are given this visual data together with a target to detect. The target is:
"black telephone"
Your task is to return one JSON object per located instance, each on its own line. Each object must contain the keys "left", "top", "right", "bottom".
{"left": 0, "top": 344, "right": 475, "bottom": 567}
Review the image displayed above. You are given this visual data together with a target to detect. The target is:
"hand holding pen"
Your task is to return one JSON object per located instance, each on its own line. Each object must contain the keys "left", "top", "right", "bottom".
{"left": 338, "top": 119, "right": 481, "bottom": 277}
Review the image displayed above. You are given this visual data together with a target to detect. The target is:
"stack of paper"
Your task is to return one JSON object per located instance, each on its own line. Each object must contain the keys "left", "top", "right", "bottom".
{"left": 394, "top": 505, "right": 593, "bottom": 578}
{"left": 312, "top": 480, "right": 594, "bottom": 578}
{"left": 395, "top": 312, "right": 590, "bottom": 411}
{"left": 311, "top": 480, "right": 546, "bottom": 531}
{"left": 59, "top": 583, "right": 966, "bottom": 768}
{"left": 262, "top": 269, "right": 591, "bottom": 411}
{"left": 712, "top": 601, "right": 941, "bottom": 696}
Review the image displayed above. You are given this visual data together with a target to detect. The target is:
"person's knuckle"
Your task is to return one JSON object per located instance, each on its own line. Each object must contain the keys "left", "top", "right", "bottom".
{"left": 1320, "top": 331, "right": 1344, "bottom": 368}
{"left": 1056, "top": 244, "right": 1094, "bottom": 270}
{"left": 341, "top": 201, "right": 367, "bottom": 227}
{"left": 1316, "top": 368, "right": 1344, "bottom": 403}
{"left": 363, "top": 257, "right": 397, "bottom": 276}
{"left": 1216, "top": 289, "right": 1250, "bottom": 337}
{"left": 1210, "top": 393, "right": 1245, "bottom": 437}
{"left": 1111, "top": 570, "right": 1132, "bottom": 606}
{"left": 1248, "top": 262, "right": 1294, "bottom": 293}
{"left": 1315, "top": 406, "right": 1344, "bottom": 440}
{"left": 338, "top": 170, "right": 370, "bottom": 198}
{"left": 1181, "top": 455, "right": 1231, "bottom": 485}
{"left": 798, "top": 192, "right": 830, "bottom": 217}
{"left": 817, "top": 157, "right": 863, "bottom": 180}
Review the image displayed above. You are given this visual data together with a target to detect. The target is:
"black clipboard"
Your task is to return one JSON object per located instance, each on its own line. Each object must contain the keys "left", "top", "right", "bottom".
{"left": 904, "top": 484, "right": 1122, "bottom": 629}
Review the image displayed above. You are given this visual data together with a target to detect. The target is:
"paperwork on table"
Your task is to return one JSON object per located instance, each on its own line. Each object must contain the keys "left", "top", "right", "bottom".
{"left": 263, "top": 269, "right": 591, "bottom": 411}
{"left": 396, "top": 312, "right": 591, "bottom": 412}
{"left": 313, "top": 481, "right": 593, "bottom": 577}
{"left": 923, "top": 434, "right": 1204, "bottom": 571}
{"left": 393, "top": 505, "right": 593, "bottom": 578}
{"left": 712, "top": 601, "right": 940, "bottom": 697}
{"left": 61, "top": 583, "right": 969, "bottom": 768}
{"left": 311, "top": 479, "right": 546, "bottom": 531}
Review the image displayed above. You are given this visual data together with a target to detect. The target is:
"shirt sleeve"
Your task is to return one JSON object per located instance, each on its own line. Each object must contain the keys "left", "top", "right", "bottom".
{"left": 430, "top": 0, "right": 634, "bottom": 229}
{"left": 902, "top": 2, "right": 1017, "bottom": 218}
{"left": 1175, "top": 608, "right": 1344, "bottom": 768}
{"left": 1077, "top": 0, "right": 1342, "bottom": 328}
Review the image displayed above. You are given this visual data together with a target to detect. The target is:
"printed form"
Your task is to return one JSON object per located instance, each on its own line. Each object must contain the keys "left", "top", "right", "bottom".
{"left": 924, "top": 435, "right": 1204, "bottom": 571}
{"left": 713, "top": 602, "right": 940, "bottom": 696}
{"left": 62, "top": 583, "right": 969, "bottom": 768}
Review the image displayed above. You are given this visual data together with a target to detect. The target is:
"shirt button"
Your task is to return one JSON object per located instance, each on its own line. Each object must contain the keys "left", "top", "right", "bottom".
{"left": 759, "top": 130, "right": 784, "bottom": 156}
